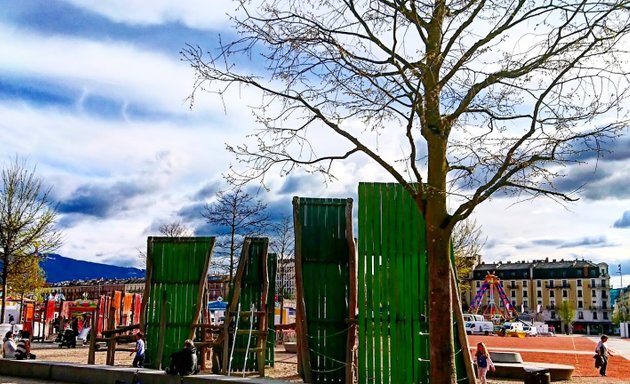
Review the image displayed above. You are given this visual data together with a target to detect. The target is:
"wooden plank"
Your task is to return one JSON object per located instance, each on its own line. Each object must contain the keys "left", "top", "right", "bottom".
{"left": 293, "top": 197, "right": 313, "bottom": 383}
{"left": 345, "top": 198, "right": 357, "bottom": 384}
{"left": 156, "top": 290, "right": 168, "bottom": 370}
{"left": 87, "top": 300, "right": 99, "bottom": 365}
{"left": 366, "top": 186, "right": 375, "bottom": 384}
{"left": 357, "top": 185, "right": 367, "bottom": 384}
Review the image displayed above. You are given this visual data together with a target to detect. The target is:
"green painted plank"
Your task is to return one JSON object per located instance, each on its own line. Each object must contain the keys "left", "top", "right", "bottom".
{"left": 294, "top": 197, "right": 352, "bottom": 383}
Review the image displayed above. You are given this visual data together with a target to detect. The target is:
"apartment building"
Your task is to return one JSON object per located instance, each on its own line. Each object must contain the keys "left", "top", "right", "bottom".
{"left": 472, "top": 258, "right": 612, "bottom": 334}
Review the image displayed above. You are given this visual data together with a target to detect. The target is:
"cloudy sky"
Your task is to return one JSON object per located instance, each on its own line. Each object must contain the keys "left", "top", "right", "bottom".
{"left": 1, "top": 2, "right": 629, "bottom": 287}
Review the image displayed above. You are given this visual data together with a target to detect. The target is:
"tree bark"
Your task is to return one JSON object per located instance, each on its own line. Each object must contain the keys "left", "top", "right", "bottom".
{"left": 1, "top": 256, "right": 8, "bottom": 322}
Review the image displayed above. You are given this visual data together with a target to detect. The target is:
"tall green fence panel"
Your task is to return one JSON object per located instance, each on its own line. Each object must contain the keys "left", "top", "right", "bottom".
{"left": 357, "top": 183, "right": 470, "bottom": 384}
{"left": 358, "top": 183, "right": 428, "bottom": 384}
{"left": 144, "top": 236, "right": 214, "bottom": 369}
{"left": 229, "top": 237, "right": 272, "bottom": 372}
{"left": 293, "top": 197, "right": 355, "bottom": 383}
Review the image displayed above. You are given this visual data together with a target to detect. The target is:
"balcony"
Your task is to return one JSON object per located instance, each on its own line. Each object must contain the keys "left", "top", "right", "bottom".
{"left": 506, "top": 283, "right": 520, "bottom": 289}
{"left": 588, "top": 282, "right": 607, "bottom": 288}
{"left": 545, "top": 283, "right": 557, "bottom": 289}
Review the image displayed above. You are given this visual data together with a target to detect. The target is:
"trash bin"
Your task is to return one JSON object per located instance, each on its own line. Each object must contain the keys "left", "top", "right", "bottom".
{"left": 524, "top": 367, "right": 551, "bottom": 384}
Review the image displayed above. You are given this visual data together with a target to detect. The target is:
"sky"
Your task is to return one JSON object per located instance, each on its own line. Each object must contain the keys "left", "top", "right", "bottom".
{"left": 1, "top": 1, "right": 629, "bottom": 288}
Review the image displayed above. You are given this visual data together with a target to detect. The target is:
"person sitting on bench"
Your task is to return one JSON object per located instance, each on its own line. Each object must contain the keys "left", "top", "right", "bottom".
{"left": 165, "top": 339, "right": 198, "bottom": 376}
{"left": 15, "top": 331, "right": 36, "bottom": 360}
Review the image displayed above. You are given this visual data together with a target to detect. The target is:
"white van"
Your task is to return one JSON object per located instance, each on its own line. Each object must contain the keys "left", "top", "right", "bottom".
{"left": 465, "top": 320, "right": 494, "bottom": 335}
{"left": 502, "top": 322, "right": 524, "bottom": 333}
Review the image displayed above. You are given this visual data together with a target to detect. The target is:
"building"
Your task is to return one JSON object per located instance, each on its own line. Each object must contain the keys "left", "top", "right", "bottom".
{"left": 276, "top": 257, "right": 296, "bottom": 300}
{"left": 207, "top": 275, "right": 230, "bottom": 301}
{"left": 612, "top": 286, "right": 630, "bottom": 320}
{"left": 46, "top": 275, "right": 231, "bottom": 302}
{"left": 472, "top": 258, "right": 612, "bottom": 334}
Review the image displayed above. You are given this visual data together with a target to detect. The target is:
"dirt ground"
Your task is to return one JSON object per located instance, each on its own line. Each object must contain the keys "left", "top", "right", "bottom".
{"left": 29, "top": 342, "right": 302, "bottom": 381}
{"left": 27, "top": 335, "right": 630, "bottom": 383}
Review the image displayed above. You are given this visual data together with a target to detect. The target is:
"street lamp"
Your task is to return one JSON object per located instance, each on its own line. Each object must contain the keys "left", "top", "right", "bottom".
{"left": 617, "top": 264, "right": 628, "bottom": 320}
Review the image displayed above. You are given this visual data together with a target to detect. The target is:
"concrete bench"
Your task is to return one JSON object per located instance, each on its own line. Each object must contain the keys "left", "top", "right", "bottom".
{"left": 0, "top": 359, "right": 287, "bottom": 384}
{"left": 484, "top": 352, "right": 574, "bottom": 382}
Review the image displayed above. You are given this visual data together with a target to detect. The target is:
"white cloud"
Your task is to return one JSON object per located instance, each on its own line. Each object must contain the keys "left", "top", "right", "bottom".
{"left": 61, "top": 0, "right": 238, "bottom": 29}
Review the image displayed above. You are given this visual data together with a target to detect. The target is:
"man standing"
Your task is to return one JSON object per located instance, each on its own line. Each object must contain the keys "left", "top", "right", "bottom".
{"left": 596, "top": 335, "right": 614, "bottom": 376}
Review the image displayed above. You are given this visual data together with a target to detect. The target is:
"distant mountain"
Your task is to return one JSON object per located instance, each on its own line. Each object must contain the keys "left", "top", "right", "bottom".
{"left": 41, "top": 254, "right": 144, "bottom": 283}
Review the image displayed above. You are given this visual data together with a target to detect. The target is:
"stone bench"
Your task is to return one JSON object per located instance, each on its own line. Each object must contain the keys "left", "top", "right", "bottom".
{"left": 0, "top": 359, "right": 287, "bottom": 384}
{"left": 486, "top": 351, "right": 574, "bottom": 382}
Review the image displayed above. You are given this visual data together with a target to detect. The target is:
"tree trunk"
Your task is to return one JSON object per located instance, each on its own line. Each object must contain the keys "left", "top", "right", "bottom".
{"left": 1, "top": 257, "right": 7, "bottom": 323}
{"left": 426, "top": 221, "right": 455, "bottom": 383}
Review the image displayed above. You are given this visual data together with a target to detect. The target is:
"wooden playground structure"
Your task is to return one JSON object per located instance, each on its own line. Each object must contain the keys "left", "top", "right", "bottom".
{"left": 77, "top": 182, "right": 474, "bottom": 383}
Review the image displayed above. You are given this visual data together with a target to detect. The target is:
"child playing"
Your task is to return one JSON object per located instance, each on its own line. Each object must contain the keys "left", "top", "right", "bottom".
{"left": 130, "top": 332, "right": 145, "bottom": 368}
{"left": 475, "top": 342, "right": 495, "bottom": 384}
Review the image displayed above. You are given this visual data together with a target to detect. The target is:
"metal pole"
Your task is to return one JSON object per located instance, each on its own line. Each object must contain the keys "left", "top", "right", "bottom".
{"left": 620, "top": 264, "right": 625, "bottom": 319}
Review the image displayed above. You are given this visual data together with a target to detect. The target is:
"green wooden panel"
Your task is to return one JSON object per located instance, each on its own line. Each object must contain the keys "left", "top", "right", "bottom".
{"left": 229, "top": 237, "right": 274, "bottom": 372}
{"left": 294, "top": 197, "right": 353, "bottom": 383}
{"left": 267, "top": 252, "right": 277, "bottom": 367}
{"left": 358, "top": 183, "right": 468, "bottom": 383}
{"left": 145, "top": 237, "right": 214, "bottom": 369}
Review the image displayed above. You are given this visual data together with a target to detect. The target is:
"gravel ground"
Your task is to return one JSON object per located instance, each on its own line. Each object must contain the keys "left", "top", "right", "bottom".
{"left": 20, "top": 340, "right": 629, "bottom": 383}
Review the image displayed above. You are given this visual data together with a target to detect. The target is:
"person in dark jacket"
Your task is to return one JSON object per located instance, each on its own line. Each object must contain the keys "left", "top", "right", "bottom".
{"left": 165, "top": 339, "right": 198, "bottom": 376}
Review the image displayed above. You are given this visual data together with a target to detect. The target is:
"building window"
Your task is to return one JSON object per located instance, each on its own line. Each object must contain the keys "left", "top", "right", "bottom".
{"left": 578, "top": 301, "right": 583, "bottom": 308}
{"left": 550, "top": 291, "right": 555, "bottom": 298}
{"left": 562, "top": 279, "right": 568, "bottom": 287}
{"left": 511, "top": 290, "right": 516, "bottom": 298}
{"left": 523, "top": 301, "right": 528, "bottom": 308}
{"left": 523, "top": 290, "right": 528, "bottom": 297}
{"left": 476, "top": 281, "right": 481, "bottom": 288}
{"left": 512, "top": 300, "right": 516, "bottom": 307}
{"left": 602, "top": 291, "right": 608, "bottom": 299}
{"left": 538, "top": 300, "right": 542, "bottom": 305}
{"left": 592, "top": 290, "right": 596, "bottom": 297}
{"left": 601, "top": 279, "right": 606, "bottom": 287}
{"left": 578, "top": 311, "right": 584, "bottom": 319}
{"left": 602, "top": 301, "right": 607, "bottom": 309}
{"left": 591, "top": 279, "right": 596, "bottom": 287}
{"left": 523, "top": 280, "right": 528, "bottom": 287}
{"left": 603, "top": 312, "right": 608, "bottom": 320}
{"left": 578, "top": 290, "right": 583, "bottom": 297}
{"left": 537, "top": 280, "right": 541, "bottom": 287}
{"left": 549, "top": 280, "right": 554, "bottom": 288}
{"left": 537, "top": 291, "right": 542, "bottom": 298}
{"left": 551, "top": 311, "right": 556, "bottom": 319}
{"left": 593, "top": 312, "right": 598, "bottom": 320}
{"left": 563, "top": 290, "right": 568, "bottom": 298}
{"left": 577, "top": 280, "right": 582, "bottom": 287}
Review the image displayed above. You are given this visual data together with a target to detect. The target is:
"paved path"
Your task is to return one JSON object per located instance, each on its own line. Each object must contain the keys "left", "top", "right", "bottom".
{"left": 585, "top": 336, "right": 630, "bottom": 360}
{"left": 0, "top": 376, "right": 75, "bottom": 384}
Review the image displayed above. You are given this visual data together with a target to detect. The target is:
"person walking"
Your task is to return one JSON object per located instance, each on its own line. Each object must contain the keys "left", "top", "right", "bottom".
{"left": 475, "top": 342, "right": 495, "bottom": 384}
{"left": 595, "top": 335, "right": 614, "bottom": 377}
{"left": 130, "top": 332, "right": 145, "bottom": 368}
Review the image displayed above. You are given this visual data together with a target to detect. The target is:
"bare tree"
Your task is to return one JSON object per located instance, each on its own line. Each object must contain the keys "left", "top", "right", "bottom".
{"left": 183, "top": 1, "right": 630, "bottom": 381}
{"left": 201, "top": 188, "right": 270, "bottom": 280}
{"left": 452, "top": 219, "right": 486, "bottom": 302}
{"left": 0, "top": 157, "right": 62, "bottom": 321}
{"left": 158, "top": 221, "right": 192, "bottom": 237}
{"left": 138, "top": 221, "right": 192, "bottom": 267}
{"left": 270, "top": 216, "right": 295, "bottom": 323}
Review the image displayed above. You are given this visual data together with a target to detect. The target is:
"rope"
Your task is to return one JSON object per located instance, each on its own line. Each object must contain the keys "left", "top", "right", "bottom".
{"left": 305, "top": 325, "right": 352, "bottom": 340}
{"left": 227, "top": 302, "right": 241, "bottom": 376}
{"left": 307, "top": 347, "right": 347, "bottom": 366}
{"left": 242, "top": 303, "right": 255, "bottom": 375}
